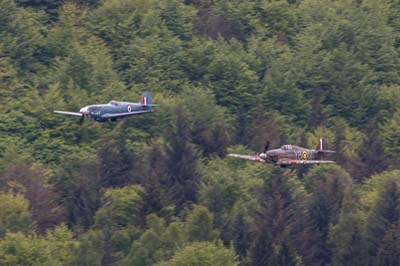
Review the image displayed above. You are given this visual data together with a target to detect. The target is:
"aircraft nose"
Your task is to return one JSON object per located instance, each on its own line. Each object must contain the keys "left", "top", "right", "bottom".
{"left": 79, "top": 106, "right": 89, "bottom": 114}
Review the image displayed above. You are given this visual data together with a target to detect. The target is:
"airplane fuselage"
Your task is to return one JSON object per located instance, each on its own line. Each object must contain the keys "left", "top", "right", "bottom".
{"left": 54, "top": 91, "right": 155, "bottom": 122}
{"left": 228, "top": 138, "right": 336, "bottom": 166}
{"left": 255, "top": 144, "right": 335, "bottom": 166}
{"left": 263, "top": 146, "right": 319, "bottom": 163}
{"left": 79, "top": 102, "right": 152, "bottom": 122}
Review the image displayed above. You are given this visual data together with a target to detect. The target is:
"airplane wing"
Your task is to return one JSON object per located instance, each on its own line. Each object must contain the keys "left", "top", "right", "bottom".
{"left": 54, "top": 110, "right": 83, "bottom": 117}
{"left": 101, "top": 109, "right": 154, "bottom": 119}
{"left": 278, "top": 159, "right": 336, "bottom": 165}
{"left": 228, "top": 154, "right": 265, "bottom": 162}
{"left": 317, "top": 150, "right": 336, "bottom": 154}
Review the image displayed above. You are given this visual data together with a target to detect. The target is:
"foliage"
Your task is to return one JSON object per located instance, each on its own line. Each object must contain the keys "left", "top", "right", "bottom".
{"left": 0, "top": 0, "right": 399, "bottom": 265}
{"left": 0, "top": 191, "right": 35, "bottom": 238}
{"left": 95, "top": 184, "right": 144, "bottom": 230}
{"left": 380, "top": 110, "right": 400, "bottom": 162}
{"left": 157, "top": 241, "right": 239, "bottom": 266}
{"left": 0, "top": 225, "right": 78, "bottom": 266}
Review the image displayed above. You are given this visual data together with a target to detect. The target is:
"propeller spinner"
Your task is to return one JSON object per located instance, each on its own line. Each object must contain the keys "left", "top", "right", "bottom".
{"left": 259, "top": 140, "right": 270, "bottom": 160}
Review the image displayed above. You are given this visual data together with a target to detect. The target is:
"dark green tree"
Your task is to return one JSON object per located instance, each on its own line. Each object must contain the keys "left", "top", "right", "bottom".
{"left": 97, "top": 125, "right": 139, "bottom": 188}
{"left": 250, "top": 168, "right": 307, "bottom": 266}
{"left": 329, "top": 196, "right": 366, "bottom": 266}
{"left": 365, "top": 178, "right": 400, "bottom": 265}
{"left": 376, "top": 225, "right": 400, "bottom": 266}
{"left": 49, "top": 151, "right": 100, "bottom": 228}
{"left": 163, "top": 107, "right": 201, "bottom": 213}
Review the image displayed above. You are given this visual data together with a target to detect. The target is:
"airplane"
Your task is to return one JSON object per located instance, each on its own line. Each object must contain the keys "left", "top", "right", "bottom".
{"left": 228, "top": 138, "right": 336, "bottom": 167}
{"left": 54, "top": 91, "right": 157, "bottom": 122}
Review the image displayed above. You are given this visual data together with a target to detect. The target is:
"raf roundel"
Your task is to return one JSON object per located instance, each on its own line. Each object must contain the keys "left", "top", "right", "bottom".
{"left": 127, "top": 105, "right": 132, "bottom": 112}
{"left": 301, "top": 150, "right": 309, "bottom": 160}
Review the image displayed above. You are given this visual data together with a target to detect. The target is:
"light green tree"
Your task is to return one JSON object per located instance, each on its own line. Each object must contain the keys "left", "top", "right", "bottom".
{"left": 185, "top": 205, "right": 220, "bottom": 242}
{"left": 0, "top": 232, "right": 53, "bottom": 266}
{"left": 94, "top": 185, "right": 144, "bottom": 262}
{"left": 157, "top": 241, "right": 239, "bottom": 266}
{"left": 0, "top": 225, "right": 79, "bottom": 266}
{"left": 74, "top": 229, "right": 104, "bottom": 266}
{"left": 380, "top": 110, "right": 400, "bottom": 161}
{"left": 0, "top": 191, "right": 35, "bottom": 238}
{"left": 122, "top": 214, "right": 184, "bottom": 266}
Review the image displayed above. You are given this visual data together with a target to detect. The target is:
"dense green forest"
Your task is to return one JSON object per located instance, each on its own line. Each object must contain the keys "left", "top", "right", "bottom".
{"left": 0, "top": 0, "right": 400, "bottom": 265}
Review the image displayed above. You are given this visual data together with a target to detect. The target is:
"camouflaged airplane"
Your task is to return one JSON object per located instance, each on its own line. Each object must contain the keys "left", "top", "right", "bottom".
{"left": 54, "top": 91, "right": 157, "bottom": 122}
{"left": 228, "top": 138, "right": 336, "bottom": 167}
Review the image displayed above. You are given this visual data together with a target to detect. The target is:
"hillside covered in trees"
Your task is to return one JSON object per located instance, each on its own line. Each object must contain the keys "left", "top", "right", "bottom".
{"left": 0, "top": 0, "right": 400, "bottom": 265}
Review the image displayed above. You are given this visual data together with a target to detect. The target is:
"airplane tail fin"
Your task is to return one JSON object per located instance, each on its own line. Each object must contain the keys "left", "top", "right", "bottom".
{"left": 316, "top": 138, "right": 328, "bottom": 151}
{"left": 141, "top": 91, "right": 153, "bottom": 108}
{"left": 316, "top": 138, "right": 336, "bottom": 153}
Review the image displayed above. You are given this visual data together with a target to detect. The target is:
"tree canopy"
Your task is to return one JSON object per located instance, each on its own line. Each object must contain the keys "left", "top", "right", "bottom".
{"left": 0, "top": 0, "right": 399, "bottom": 265}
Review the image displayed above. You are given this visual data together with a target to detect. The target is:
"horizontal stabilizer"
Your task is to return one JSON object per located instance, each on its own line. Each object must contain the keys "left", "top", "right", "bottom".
{"left": 54, "top": 110, "right": 83, "bottom": 117}
{"left": 143, "top": 104, "right": 160, "bottom": 107}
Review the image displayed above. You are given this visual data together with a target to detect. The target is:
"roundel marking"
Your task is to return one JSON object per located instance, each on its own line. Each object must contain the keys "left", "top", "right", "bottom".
{"left": 301, "top": 151, "right": 309, "bottom": 160}
{"left": 127, "top": 105, "right": 132, "bottom": 112}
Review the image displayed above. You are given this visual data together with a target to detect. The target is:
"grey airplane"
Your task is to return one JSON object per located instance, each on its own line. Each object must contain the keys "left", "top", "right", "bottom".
{"left": 54, "top": 91, "right": 157, "bottom": 122}
{"left": 229, "top": 138, "right": 336, "bottom": 167}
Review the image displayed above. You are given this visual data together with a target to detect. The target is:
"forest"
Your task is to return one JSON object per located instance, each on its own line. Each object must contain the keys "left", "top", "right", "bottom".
{"left": 0, "top": 0, "right": 399, "bottom": 265}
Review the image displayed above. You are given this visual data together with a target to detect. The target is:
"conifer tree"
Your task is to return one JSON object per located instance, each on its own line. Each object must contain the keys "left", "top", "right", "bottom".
{"left": 250, "top": 168, "right": 308, "bottom": 266}
{"left": 97, "top": 125, "right": 138, "bottom": 188}
{"left": 376, "top": 225, "right": 400, "bottom": 266}
{"left": 304, "top": 165, "right": 353, "bottom": 265}
{"left": 329, "top": 195, "right": 366, "bottom": 266}
{"left": 164, "top": 107, "right": 201, "bottom": 213}
{"left": 365, "top": 179, "right": 400, "bottom": 265}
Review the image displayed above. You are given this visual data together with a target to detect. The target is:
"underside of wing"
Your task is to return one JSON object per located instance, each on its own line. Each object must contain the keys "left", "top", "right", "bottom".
{"left": 278, "top": 159, "right": 336, "bottom": 165}
{"left": 318, "top": 150, "right": 336, "bottom": 154}
{"left": 228, "top": 154, "right": 265, "bottom": 162}
{"left": 54, "top": 110, "right": 83, "bottom": 117}
{"left": 101, "top": 109, "right": 154, "bottom": 119}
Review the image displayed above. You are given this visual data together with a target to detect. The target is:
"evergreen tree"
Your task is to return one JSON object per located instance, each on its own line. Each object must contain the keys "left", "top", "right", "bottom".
{"left": 250, "top": 168, "right": 308, "bottom": 266}
{"left": 381, "top": 109, "right": 400, "bottom": 166}
{"left": 305, "top": 165, "right": 353, "bottom": 265}
{"left": 49, "top": 151, "right": 100, "bottom": 228}
{"left": 358, "top": 125, "right": 388, "bottom": 177}
{"left": 376, "top": 224, "right": 400, "bottom": 266}
{"left": 231, "top": 207, "right": 252, "bottom": 258}
{"left": 365, "top": 178, "right": 400, "bottom": 265}
{"left": 329, "top": 196, "right": 366, "bottom": 266}
{"left": 141, "top": 140, "right": 166, "bottom": 217}
{"left": 164, "top": 107, "right": 201, "bottom": 213}
{"left": 97, "top": 125, "right": 138, "bottom": 188}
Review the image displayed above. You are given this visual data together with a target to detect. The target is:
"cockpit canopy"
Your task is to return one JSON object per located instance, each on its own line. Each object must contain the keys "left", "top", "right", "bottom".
{"left": 108, "top": 100, "right": 120, "bottom": 106}
{"left": 281, "top": 145, "right": 293, "bottom": 150}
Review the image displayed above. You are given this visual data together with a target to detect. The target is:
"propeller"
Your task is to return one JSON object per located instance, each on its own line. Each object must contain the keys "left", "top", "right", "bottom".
{"left": 263, "top": 140, "right": 270, "bottom": 153}
{"left": 258, "top": 140, "right": 270, "bottom": 160}
{"left": 78, "top": 115, "right": 84, "bottom": 124}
